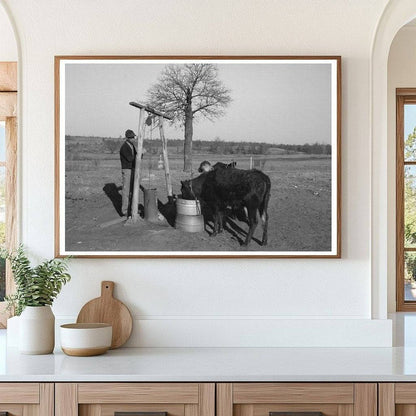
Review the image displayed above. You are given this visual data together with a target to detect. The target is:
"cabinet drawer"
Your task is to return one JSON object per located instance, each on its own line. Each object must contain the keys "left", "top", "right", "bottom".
{"left": 0, "top": 383, "right": 53, "bottom": 416}
{"left": 80, "top": 403, "right": 184, "bottom": 416}
{"left": 78, "top": 383, "right": 200, "bottom": 404}
{"left": 0, "top": 383, "right": 39, "bottom": 404}
{"left": 56, "top": 383, "right": 215, "bottom": 416}
{"left": 379, "top": 383, "right": 416, "bottom": 416}
{"left": 217, "top": 383, "right": 376, "bottom": 416}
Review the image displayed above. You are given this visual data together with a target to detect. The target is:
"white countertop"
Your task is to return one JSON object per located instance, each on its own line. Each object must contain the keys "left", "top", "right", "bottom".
{"left": 1, "top": 328, "right": 416, "bottom": 382}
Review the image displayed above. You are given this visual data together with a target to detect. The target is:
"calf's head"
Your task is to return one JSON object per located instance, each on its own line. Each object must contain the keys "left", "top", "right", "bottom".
{"left": 180, "top": 174, "right": 207, "bottom": 199}
{"left": 180, "top": 180, "right": 193, "bottom": 200}
{"left": 198, "top": 161, "right": 212, "bottom": 173}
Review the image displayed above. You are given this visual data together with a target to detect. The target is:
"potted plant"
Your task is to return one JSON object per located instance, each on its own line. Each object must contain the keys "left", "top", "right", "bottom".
{"left": 2, "top": 245, "right": 71, "bottom": 354}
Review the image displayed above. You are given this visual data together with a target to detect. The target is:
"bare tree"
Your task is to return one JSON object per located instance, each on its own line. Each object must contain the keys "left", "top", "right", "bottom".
{"left": 147, "top": 64, "right": 231, "bottom": 172}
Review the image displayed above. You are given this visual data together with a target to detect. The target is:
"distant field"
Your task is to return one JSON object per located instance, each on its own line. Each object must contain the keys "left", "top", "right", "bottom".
{"left": 64, "top": 136, "right": 332, "bottom": 253}
{"left": 65, "top": 151, "right": 330, "bottom": 197}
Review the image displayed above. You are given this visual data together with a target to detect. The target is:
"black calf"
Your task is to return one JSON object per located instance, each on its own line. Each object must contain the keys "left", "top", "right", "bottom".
{"left": 181, "top": 168, "right": 270, "bottom": 246}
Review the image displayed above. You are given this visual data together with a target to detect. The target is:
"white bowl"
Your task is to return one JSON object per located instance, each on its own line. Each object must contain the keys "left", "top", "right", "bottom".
{"left": 60, "top": 323, "right": 112, "bottom": 356}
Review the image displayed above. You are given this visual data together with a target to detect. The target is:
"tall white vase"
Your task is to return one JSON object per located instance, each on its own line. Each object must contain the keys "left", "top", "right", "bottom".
{"left": 19, "top": 306, "right": 55, "bottom": 354}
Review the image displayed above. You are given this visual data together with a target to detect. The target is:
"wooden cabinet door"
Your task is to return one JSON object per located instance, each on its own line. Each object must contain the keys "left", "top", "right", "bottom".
{"left": 56, "top": 383, "right": 215, "bottom": 416}
{"left": 379, "top": 383, "right": 416, "bottom": 416}
{"left": 217, "top": 383, "right": 377, "bottom": 416}
{"left": 0, "top": 383, "right": 53, "bottom": 416}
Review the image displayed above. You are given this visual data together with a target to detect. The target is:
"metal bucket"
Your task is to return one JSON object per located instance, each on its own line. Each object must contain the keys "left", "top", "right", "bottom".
{"left": 176, "top": 198, "right": 201, "bottom": 216}
{"left": 175, "top": 214, "right": 204, "bottom": 233}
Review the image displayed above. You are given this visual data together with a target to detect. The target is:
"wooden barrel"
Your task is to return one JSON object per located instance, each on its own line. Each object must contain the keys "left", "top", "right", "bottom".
{"left": 175, "top": 214, "right": 204, "bottom": 233}
{"left": 143, "top": 188, "right": 159, "bottom": 223}
{"left": 176, "top": 197, "right": 201, "bottom": 216}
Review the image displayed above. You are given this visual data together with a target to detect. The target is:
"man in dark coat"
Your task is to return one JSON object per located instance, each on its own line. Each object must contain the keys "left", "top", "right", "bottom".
{"left": 120, "top": 129, "right": 137, "bottom": 216}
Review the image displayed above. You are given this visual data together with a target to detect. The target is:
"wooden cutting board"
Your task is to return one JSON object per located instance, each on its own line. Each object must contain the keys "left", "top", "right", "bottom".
{"left": 76, "top": 281, "right": 133, "bottom": 349}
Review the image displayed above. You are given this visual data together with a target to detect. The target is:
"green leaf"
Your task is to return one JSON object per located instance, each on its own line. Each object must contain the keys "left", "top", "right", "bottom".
{"left": 5, "top": 245, "right": 71, "bottom": 314}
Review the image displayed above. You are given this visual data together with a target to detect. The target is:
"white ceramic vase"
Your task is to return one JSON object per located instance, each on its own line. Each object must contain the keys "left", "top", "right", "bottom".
{"left": 6, "top": 315, "right": 20, "bottom": 347}
{"left": 19, "top": 306, "right": 55, "bottom": 354}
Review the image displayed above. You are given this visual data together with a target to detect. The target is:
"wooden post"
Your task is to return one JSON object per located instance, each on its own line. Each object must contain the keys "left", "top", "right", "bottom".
{"left": 159, "top": 115, "right": 173, "bottom": 198}
{"left": 129, "top": 101, "right": 173, "bottom": 205}
{"left": 131, "top": 107, "right": 145, "bottom": 222}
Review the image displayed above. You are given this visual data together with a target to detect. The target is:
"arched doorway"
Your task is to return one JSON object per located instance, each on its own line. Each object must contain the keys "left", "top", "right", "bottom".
{"left": 0, "top": 0, "right": 18, "bottom": 327}
{"left": 371, "top": 0, "right": 416, "bottom": 319}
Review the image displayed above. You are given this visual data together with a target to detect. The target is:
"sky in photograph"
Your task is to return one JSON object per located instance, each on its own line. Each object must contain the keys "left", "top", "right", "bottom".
{"left": 65, "top": 61, "right": 332, "bottom": 145}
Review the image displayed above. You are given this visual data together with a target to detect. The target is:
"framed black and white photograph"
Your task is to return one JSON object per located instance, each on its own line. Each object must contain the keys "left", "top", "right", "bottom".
{"left": 55, "top": 56, "right": 341, "bottom": 258}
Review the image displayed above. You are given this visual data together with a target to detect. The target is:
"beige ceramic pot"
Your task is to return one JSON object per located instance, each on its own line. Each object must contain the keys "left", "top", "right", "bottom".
{"left": 19, "top": 306, "right": 55, "bottom": 355}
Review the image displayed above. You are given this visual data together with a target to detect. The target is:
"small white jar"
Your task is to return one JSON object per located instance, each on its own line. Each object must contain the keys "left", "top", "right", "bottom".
{"left": 60, "top": 323, "right": 112, "bottom": 356}
{"left": 19, "top": 306, "right": 55, "bottom": 354}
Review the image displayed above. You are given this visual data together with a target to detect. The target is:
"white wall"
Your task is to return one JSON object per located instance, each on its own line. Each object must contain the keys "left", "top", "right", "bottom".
{"left": 387, "top": 25, "right": 416, "bottom": 313}
{"left": 0, "top": 0, "right": 393, "bottom": 346}
{"left": 0, "top": 4, "right": 16, "bottom": 61}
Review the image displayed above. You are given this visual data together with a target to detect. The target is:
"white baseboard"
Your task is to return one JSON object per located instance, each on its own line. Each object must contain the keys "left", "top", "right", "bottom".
{"left": 56, "top": 317, "right": 392, "bottom": 347}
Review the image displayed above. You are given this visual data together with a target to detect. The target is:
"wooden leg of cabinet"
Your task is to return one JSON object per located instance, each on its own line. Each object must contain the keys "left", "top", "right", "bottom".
{"left": 200, "top": 384, "right": 215, "bottom": 416}
{"left": 354, "top": 384, "right": 377, "bottom": 416}
{"left": 217, "top": 384, "right": 233, "bottom": 416}
{"left": 39, "top": 383, "right": 54, "bottom": 416}
{"left": 379, "top": 384, "right": 395, "bottom": 416}
{"left": 56, "top": 383, "right": 78, "bottom": 416}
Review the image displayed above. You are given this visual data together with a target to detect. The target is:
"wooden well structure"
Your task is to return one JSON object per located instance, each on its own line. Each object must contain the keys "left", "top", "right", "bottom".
{"left": 128, "top": 102, "right": 173, "bottom": 223}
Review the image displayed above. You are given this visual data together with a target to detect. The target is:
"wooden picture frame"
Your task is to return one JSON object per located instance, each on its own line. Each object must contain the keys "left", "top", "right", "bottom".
{"left": 55, "top": 56, "right": 341, "bottom": 258}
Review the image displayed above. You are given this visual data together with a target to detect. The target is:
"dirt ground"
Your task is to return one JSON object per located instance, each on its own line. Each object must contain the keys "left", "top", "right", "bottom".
{"left": 65, "top": 153, "right": 332, "bottom": 253}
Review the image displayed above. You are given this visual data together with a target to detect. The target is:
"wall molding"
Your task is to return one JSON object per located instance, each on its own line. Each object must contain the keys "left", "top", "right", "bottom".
{"left": 56, "top": 317, "right": 392, "bottom": 347}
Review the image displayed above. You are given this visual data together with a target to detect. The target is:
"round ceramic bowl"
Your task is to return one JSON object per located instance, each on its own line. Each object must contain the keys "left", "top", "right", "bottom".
{"left": 60, "top": 323, "right": 112, "bottom": 357}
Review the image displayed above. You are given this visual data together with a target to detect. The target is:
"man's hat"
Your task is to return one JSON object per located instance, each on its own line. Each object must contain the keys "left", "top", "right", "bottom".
{"left": 125, "top": 129, "right": 135, "bottom": 139}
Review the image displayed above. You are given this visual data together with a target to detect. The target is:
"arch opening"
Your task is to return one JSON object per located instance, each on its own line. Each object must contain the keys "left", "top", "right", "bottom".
{"left": 0, "top": 0, "right": 19, "bottom": 327}
{"left": 371, "top": 1, "right": 416, "bottom": 321}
